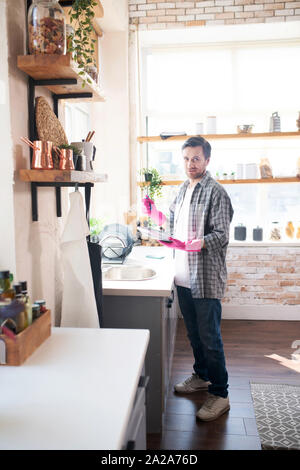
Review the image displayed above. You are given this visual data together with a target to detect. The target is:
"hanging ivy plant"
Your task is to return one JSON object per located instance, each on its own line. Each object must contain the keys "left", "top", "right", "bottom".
{"left": 68, "top": 0, "right": 98, "bottom": 87}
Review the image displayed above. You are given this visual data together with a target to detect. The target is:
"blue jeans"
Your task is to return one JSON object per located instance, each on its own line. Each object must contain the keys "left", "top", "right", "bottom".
{"left": 177, "top": 286, "right": 229, "bottom": 398}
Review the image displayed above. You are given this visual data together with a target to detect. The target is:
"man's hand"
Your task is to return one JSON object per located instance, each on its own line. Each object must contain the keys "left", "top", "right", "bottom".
{"left": 142, "top": 196, "right": 166, "bottom": 226}
{"left": 159, "top": 237, "right": 203, "bottom": 252}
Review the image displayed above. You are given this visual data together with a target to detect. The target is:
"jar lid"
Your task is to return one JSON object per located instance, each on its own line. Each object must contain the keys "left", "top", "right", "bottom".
{"left": 35, "top": 300, "right": 46, "bottom": 305}
{"left": 0, "top": 271, "right": 10, "bottom": 279}
{"left": 13, "top": 284, "right": 22, "bottom": 295}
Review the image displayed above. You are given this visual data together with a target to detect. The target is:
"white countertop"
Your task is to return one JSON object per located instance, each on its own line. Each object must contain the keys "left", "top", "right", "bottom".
{"left": 102, "top": 246, "right": 175, "bottom": 297}
{"left": 0, "top": 327, "right": 149, "bottom": 450}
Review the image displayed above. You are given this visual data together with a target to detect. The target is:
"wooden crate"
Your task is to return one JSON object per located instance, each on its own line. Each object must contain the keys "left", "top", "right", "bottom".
{"left": 0, "top": 310, "right": 51, "bottom": 366}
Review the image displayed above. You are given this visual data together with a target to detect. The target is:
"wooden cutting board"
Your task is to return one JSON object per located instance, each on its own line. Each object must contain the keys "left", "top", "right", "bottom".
{"left": 35, "top": 96, "right": 68, "bottom": 147}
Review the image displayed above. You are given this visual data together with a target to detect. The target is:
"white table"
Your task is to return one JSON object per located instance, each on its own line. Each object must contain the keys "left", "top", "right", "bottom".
{"left": 0, "top": 327, "right": 149, "bottom": 450}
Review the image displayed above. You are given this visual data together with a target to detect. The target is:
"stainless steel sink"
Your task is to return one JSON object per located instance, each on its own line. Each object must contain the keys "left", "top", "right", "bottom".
{"left": 103, "top": 265, "right": 156, "bottom": 281}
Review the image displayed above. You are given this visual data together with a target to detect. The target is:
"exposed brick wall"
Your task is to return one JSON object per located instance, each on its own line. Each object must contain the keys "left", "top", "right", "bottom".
{"left": 129, "top": 0, "right": 300, "bottom": 29}
{"left": 224, "top": 246, "right": 300, "bottom": 306}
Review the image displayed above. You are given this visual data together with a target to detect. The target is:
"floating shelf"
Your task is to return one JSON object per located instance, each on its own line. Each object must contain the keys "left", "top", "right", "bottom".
{"left": 137, "top": 132, "right": 300, "bottom": 143}
{"left": 19, "top": 169, "right": 108, "bottom": 221}
{"left": 138, "top": 177, "right": 300, "bottom": 187}
{"left": 17, "top": 55, "right": 105, "bottom": 102}
{"left": 19, "top": 169, "right": 108, "bottom": 184}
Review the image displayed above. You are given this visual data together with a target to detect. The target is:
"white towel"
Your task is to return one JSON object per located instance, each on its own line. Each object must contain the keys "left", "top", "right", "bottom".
{"left": 60, "top": 191, "right": 99, "bottom": 328}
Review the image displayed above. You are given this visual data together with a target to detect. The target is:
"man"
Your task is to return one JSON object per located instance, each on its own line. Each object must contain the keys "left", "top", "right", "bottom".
{"left": 143, "top": 136, "right": 233, "bottom": 422}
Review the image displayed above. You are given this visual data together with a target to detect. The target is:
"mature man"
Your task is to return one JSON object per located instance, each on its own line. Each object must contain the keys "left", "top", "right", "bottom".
{"left": 143, "top": 136, "right": 233, "bottom": 422}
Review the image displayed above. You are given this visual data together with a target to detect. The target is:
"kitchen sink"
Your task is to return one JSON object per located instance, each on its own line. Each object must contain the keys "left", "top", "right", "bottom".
{"left": 103, "top": 265, "right": 157, "bottom": 281}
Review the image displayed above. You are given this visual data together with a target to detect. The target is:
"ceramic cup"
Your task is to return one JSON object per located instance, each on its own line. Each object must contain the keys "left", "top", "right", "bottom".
{"left": 206, "top": 116, "right": 217, "bottom": 134}
{"left": 71, "top": 141, "right": 94, "bottom": 160}
{"left": 195, "top": 122, "right": 204, "bottom": 135}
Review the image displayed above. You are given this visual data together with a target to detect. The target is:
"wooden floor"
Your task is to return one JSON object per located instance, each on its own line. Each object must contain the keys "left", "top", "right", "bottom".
{"left": 147, "top": 318, "right": 300, "bottom": 450}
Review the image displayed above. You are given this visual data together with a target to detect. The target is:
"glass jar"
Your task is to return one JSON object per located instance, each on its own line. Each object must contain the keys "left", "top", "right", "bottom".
{"left": 28, "top": 0, "right": 66, "bottom": 55}
{"left": 85, "top": 65, "right": 98, "bottom": 83}
{"left": 269, "top": 222, "right": 282, "bottom": 241}
{"left": 0, "top": 271, "right": 15, "bottom": 300}
{"left": 66, "top": 23, "right": 74, "bottom": 57}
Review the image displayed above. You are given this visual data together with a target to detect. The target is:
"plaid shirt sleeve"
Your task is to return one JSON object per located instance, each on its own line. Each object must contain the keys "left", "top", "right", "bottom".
{"left": 204, "top": 187, "right": 234, "bottom": 254}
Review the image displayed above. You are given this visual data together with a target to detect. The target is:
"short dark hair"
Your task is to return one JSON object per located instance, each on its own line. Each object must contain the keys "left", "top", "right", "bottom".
{"left": 182, "top": 136, "right": 211, "bottom": 160}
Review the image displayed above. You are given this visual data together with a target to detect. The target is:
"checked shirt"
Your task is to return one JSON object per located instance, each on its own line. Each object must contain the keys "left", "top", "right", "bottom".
{"left": 169, "top": 171, "right": 234, "bottom": 299}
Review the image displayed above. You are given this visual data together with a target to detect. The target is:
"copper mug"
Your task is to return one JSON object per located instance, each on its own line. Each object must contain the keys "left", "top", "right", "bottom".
{"left": 59, "top": 148, "right": 75, "bottom": 170}
{"left": 31, "top": 141, "right": 53, "bottom": 170}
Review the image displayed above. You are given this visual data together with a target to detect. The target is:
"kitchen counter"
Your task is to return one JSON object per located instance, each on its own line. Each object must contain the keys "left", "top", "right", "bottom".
{"left": 102, "top": 246, "right": 175, "bottom": 297}
{"left": 0, "top": 327, "right": 149, "bottom": 450}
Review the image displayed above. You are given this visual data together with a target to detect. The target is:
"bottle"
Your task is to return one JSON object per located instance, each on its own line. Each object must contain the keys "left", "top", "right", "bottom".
{"left": 28, "top": 0, "right": 66, "bottom": 55}
{"left": 34, "top": 300, "right": 47, "bottom": 314}
{"left": 0, "top": 271, "right": 15, "bottom": 300}
{"left": 32, "top": 304, "right": 41, "bottom": 321}
{"left": 20, "top": 281, "right": 33, "bottom": 326}
{"left": 13, "top": 284, "right": 27, "bottom": 332}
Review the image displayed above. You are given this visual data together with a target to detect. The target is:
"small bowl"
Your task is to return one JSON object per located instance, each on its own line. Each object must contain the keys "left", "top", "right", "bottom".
{"left": 237, "top": 124, "right": 254, "bottom": 134}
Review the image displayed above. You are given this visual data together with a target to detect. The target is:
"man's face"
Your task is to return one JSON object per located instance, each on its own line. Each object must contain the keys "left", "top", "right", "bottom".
{"left": 183, "top": 146, "right": 210, "bottom": 180}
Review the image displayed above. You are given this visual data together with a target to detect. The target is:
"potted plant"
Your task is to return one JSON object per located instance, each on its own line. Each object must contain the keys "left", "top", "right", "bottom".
{"left": 67, "top": 0, "right": 98, "bottom": 87}
{"left": 140, "top": 167, "right": 163, "bottom": 201}
{"left": 223, "top": 172, "right": 228, "bottom": 180}
{"left": 89, "top": 216, "right": 106, "bottom": 243}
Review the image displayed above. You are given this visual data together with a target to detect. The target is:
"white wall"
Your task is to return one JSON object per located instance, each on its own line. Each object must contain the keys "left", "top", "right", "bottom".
{"left": 90, "top": 29, "right": 131, "bottom": 224}
{"left": 5, "top": 0, "right": 67, "bottom": 325}
{"left": 0, "top": 0, "right": 16, "bottom": 274}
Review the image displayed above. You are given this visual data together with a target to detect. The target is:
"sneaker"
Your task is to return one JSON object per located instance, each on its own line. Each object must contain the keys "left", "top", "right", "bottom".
{"left": 196, "top": 393, "right": 230, "bottom": 421}
{"left": 174, "top": 374, "right": 210, "bottom": 393}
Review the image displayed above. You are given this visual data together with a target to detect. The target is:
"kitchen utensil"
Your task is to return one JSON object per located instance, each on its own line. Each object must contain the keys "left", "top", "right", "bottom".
{"left": 58, "top": 148, "right": 74, "bottom": 170}
{"left": 86, "top": 130, "right": 95, "bottom": 142}
{"left": 99, "top": 224, "right": 134, "bottom": 264}
{"left": 237, "top": 124, "right": 253, "bottom": 134}
{"left": 234, "top": 224, "right": 247, "bottom": 241}
{"left": 269, "top": 112, "right": 281, "bottom": 132}
{"left": 71, "top": 141, "right": 93, "bottom": 171}
{"left": 31, "top": 140, "right": 53, "bottom": 169}
{"left": 35, "top": 96, "right": 68, "bottom": 147}
{"left": 20, "top": 136, "right": 39, "bottom": 151}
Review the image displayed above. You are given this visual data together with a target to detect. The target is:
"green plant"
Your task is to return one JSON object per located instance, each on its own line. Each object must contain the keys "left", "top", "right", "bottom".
{"left": 89, "top": 216, "right": 106, "bottom": 242}
{"left": 58, "top": 144, "right": 82, "bottom": 154}
{"left": 140, "top": 167, "right": 163, "bottom": 201}
{"left": 68, "top": 0, "right": 98, "bottom": 87}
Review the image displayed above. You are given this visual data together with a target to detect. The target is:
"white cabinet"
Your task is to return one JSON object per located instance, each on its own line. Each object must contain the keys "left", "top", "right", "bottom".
{"left": 102, "top": 286, "right": 177, "bottom": 433}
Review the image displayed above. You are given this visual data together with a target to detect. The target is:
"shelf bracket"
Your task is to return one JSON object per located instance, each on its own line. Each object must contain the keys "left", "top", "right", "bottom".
{"left": 30, "top": 182, "right": 94, "bottom": 222}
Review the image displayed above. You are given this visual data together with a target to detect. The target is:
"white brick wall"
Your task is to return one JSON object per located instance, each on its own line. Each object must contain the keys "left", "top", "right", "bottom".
{"left": 128, "top": 0, "right": 300, "bottom": 28}
{"left": 224, "top": 246, "right": 300, "bottom": 306}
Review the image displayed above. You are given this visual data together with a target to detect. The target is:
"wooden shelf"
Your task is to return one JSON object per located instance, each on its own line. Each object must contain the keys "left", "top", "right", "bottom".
{"left": 19, "top": 169, "right": 108, "bottom": 184}
{"left": 137, "top": 132, "right": 300, "bottom": 143}
{"left": 17, "top": 55, "right": 105, "bottom": 102}
{"left": 138, "top": 177, "right": 300, "bottom": 187}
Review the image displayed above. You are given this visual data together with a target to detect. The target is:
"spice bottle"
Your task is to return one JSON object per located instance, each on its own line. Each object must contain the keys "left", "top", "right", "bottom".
{"left": 20, "top": 281, "right": 33, "bottom": 326}
{"left": 32, "top": 304, "right": 41, "bottom": 321}
{"left": 13, "top": 284, "right": 27, "bottom": 332}
{"left": 0, "top": 271, "right": 15, "bottom": 300}
{"left": 34, "top": 300, "right": 47, "bottom": 314}
{"left": 28, "top": 0, "right": 66, "bottom": 55}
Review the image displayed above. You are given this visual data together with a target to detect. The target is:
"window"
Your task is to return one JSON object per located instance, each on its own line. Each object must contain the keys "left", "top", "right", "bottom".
{"left": 138, "top": 35, "right": 300, "bottom": 243}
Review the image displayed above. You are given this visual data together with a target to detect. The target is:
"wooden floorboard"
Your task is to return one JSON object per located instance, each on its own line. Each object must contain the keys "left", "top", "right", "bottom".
{"left": 147, "top": 318, "right": 300, "bottom": 450}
